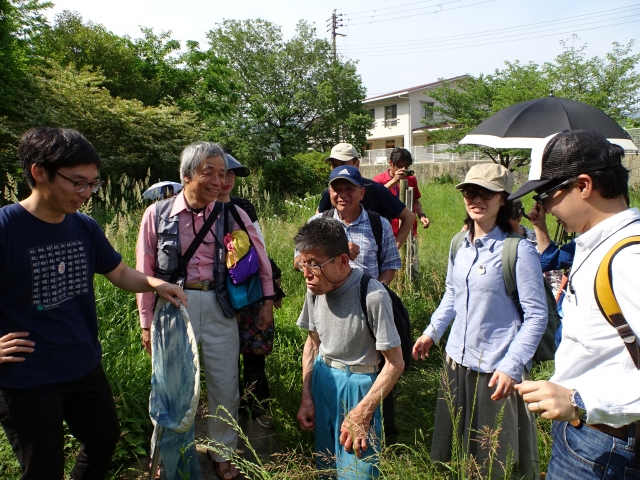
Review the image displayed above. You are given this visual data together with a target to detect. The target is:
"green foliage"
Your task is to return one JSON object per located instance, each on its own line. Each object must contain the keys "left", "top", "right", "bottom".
{"left": 204, "top": 19, "right": 369, "bottom": 172}
{"left": 427, "top": 38, "right": 640, "bottom": 169}
{"left": 0, "top": 61, "right": 205, "bottom": 196}
{"left": 261, "top": 155, "right": 327, "bottom": 197}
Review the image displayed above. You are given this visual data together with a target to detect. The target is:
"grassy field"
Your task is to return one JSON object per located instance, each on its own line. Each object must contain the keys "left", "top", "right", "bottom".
{"left": 1, "top": 174, "right": 637, "bottom": 479}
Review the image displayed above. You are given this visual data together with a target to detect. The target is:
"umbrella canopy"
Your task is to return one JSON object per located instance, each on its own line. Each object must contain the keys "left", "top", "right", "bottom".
{"left": 143, "top": 181, "right": 183, "bottom": 200}
{"left": 460, "top": 95, "right": 638, "bottom": 151}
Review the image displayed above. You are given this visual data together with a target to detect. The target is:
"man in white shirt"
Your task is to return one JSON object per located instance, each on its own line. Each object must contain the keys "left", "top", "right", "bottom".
{"left": 510, "top": 130, "right": 640, "bottom": 478}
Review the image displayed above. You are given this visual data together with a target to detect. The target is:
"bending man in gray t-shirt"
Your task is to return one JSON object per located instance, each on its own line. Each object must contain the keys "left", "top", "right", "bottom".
{"left": 294, "top": 217, "right": 403, "bottom": 479}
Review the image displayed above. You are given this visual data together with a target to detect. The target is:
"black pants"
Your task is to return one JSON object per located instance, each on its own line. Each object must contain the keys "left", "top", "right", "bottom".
{"left": 239, "top": 353, "right": 270, "bottom": 416}
{"left": 0, "top": 364, "right": 121, "bottom": 480}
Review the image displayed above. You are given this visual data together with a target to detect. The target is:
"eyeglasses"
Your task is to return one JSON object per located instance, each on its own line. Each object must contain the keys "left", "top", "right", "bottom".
{"left": 532, "top": 179, "right": 572, "bottom": 205}
{"left": 56, "top": 172, "right": 104, "bottom": 193}
{"left": 461, "top": 188, "right": 496, "bottom": 200}
{"left": 295, "top": 256, "right": 336, "bottom": 276}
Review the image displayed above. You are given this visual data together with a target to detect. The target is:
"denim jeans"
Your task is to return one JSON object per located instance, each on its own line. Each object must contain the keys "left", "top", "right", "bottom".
{"left": 548, "top": 421, "right": 640, "bottom": 479}
{"left": 0, "top": 364, "right": 120, "bottom": 480}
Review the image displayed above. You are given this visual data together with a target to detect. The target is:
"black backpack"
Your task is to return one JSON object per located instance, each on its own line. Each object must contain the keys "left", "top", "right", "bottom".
{"left": 359, "top": 274, "right": 413, "bottom": 372}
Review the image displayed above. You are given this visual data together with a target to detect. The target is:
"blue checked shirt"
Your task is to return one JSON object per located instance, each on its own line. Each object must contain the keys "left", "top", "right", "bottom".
{"left": 424, "top": 227, "right": 548, "bottom": 382}
{"left": 306, "top": 207, "right": 401, "bottom": 278}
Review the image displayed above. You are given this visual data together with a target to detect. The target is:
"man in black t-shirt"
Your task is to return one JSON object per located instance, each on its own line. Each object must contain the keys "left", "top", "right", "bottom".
{"left": 0, "top": 127, "right": 186, "bottom": 480}
{"left": 316, "top": 143, "right": 416, "bottom": 249}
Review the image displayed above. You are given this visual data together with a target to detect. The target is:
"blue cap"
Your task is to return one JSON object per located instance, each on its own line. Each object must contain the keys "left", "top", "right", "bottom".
{"left": 328, "top": 165, "right": 364, "bottom": 187}
{"left": 224, "top": 153, "right": 250, "bottom": 177}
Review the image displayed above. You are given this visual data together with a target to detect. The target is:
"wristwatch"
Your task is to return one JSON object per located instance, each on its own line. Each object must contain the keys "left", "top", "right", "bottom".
{"left": 570, "top": 389, "right": 587, "bottom": 421}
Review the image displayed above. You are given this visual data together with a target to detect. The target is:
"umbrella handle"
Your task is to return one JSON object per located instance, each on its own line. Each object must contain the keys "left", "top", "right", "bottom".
{"left": 150, "top": 425, "right": 164, "bottom": 478}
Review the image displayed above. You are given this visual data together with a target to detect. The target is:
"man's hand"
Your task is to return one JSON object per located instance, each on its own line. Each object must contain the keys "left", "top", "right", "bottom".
{"left": 0, "top": 332, "right": 34, "bottom": 363}
{"left": 347, "top": 242, "right": 360, "bottom": 261}
{"left": 297, "top": 395, "right": 316, "bottom": 431}
{"left": 141, "top": 328, "right": 152, "bottom": 355}
{"left": 488, "top": 370, "right": 516, "bottom": 401}
{"left": 419, "top": 215, "right": 430, "bottom": 229}
{"left": 527, "top": 203, "right": 547, "bottom": 228}
{"left": 412, "top": 334, "right": 434, "bottom": 361}
{"left": 256, "top": 301, "right": 274, "bottom": 330}
{"left": 339, "top": 406, "right": 371, "bottom": 457}
{"left": 154, "top": 281, "right": 188, "bottom": 309}
{"left": 515, "top": 380, "right": 579, "bottom": 421}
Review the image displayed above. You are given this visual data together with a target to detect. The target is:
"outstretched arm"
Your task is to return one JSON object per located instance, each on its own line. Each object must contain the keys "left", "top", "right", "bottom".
{"left": 105, "top": 261, "right": 187, "bottom": 307}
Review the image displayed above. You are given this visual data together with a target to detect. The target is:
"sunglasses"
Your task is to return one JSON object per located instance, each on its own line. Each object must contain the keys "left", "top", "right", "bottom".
{"left": 532, "top": 179, "right": 572, "bottom": 205}
{"left": 461, "top": 188, "right": 496, "bottom": 200}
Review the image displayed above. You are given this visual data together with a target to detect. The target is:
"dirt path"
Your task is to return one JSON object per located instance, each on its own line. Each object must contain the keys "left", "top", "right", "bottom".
{"left": 125, "top": 410, "right": 280, "bottom": 479}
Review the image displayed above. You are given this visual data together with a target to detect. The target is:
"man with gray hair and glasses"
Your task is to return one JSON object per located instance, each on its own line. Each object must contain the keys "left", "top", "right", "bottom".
{"left": 0, "top": 127, "right": 187, "bottom": 479}
{"left": 512, "top": 130, "right": 640, "bottom": 478}
{"left": 295, "top": 217, "right": 403, "bottom": 479}
{"left": 136, "top": 141, "right": 274, "bottom": 480}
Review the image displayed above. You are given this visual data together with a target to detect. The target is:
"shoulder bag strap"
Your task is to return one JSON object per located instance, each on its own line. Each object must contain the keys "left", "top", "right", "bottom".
{"left": 594, "top": 235, "right": 640, "bottom": 369}
{"left": 502, "top": 233, "right": 523, "bottom": 302}
{"left": 449, "top": 230, "right": 467, "bottom": 264}
{"left": 168, "top": 202, "right": 223, "bottom": 284}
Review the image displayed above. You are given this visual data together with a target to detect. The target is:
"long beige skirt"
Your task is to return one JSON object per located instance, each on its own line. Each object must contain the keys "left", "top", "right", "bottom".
{"left": 430, "top": 355, "right": 539, "bottom": 480}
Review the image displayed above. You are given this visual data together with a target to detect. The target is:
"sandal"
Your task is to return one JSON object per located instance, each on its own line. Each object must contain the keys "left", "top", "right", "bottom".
{"left": 215, "top": 460, "right": 239, "bottom": 480}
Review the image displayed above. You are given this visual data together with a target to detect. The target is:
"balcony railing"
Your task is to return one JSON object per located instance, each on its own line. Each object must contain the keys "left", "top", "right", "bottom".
{"left": 361, "top": 145, "right": 488, "bottom": 165}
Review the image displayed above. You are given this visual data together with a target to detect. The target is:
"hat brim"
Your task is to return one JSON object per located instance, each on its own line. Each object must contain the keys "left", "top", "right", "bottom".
{"left": 507, "top": 179, "right": 553, "bottom": 200}
{"left": 328, "top": 177, "right": 363, "bottom": 187}
{"left": 230, "top": 166, "right": 250, "bottom": 177}
{"left": 455, "top": 180, "right": 508, "bottom": 193}
{"left": 325, "top": 155, "right": 355, "bottom": 162}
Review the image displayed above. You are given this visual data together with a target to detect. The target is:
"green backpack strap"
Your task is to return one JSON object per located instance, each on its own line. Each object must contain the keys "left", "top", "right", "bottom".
{"left": 501, "top": 233, "right": 523, "bottom": 300}
{"left": 450, "top": 231, "right": 467, "bottom": 264}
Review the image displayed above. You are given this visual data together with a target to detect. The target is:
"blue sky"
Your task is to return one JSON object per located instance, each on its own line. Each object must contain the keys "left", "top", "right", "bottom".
{"left": 45, "top": 0, "right": 640, "bottom": 98}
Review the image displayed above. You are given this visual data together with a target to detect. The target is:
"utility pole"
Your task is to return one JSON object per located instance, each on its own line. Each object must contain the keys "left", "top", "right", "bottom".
{"left": 326, "top": 9, "right": 345, "bottom": 62}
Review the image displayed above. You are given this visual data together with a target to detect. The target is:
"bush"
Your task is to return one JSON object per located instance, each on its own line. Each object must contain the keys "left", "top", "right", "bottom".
{"left": 261, "top": 155, "right": 327, "bottom": 197}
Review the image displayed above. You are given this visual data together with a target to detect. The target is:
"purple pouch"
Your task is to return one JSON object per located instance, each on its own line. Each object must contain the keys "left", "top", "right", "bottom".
{"left": 228, "top": 247, "right": 259, "bottom": 285}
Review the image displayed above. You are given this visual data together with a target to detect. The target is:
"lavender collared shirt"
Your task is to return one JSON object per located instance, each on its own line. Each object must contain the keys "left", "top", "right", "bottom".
{"left": 424, "top": 226, "right": 548, "bottom": 382}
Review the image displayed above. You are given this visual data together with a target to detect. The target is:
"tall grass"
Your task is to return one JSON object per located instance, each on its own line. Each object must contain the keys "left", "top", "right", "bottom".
{"left": 4, "top": 174, "right": 638, "bottom": 478}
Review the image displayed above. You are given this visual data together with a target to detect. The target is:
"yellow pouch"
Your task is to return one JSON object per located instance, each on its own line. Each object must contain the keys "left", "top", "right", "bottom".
{"left": 225, "top": 230, "right": 252, "bottom": 268}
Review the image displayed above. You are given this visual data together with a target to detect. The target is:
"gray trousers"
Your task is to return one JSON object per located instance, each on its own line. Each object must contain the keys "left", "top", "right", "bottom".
{"left": 186, "top": 289, "right": 240, "bottom": 463}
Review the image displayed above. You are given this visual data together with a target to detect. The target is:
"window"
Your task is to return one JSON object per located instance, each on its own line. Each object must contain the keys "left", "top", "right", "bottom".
{"left": 386, "top": 140, "right": 396, "bottom": 149}
{"left": 385, "top": 104, "right": 397, "bottom": 126}
{"left": 422, "top": 101, "right": 435, "bottom": 124}
{"left": 368, "top": 108, "right": 375, "bottom": 119}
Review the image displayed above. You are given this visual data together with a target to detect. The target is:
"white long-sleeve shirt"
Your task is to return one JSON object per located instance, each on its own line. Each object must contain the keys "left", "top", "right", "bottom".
{"left": 551, "top": 208, "right": 640, "bottom": 428}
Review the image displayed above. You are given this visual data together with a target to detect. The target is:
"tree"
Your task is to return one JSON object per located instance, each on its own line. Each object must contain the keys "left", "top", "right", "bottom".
{"left": 426, "top": 39, "right": 640, "bottom": 169}
{"left": 204, "top": 19, "right": 370, "bottom": 170}
{"left": 32, "top": 11, "right": 197, "bottom": 106}
{"left": 0, "top": 61, "right": 206, "bottom": 193}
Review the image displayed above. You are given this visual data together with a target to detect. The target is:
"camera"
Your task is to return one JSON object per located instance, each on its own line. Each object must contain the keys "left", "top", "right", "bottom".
{"left": 405, "top": 169, "right": 414, "bottom": 176}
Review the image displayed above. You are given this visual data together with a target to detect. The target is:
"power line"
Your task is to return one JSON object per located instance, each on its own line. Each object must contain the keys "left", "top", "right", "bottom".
{"left": 340, "top": 11, "right": 640, "bottom": 53}
{"left": 345, "top": 0, "right": 495, "bottom": 26}
{"left": 338, "top": 18, "right": 640, "bottom": 57}
{"left": 342, "top": 4, "right": 640, "bottom": 48}
{"left": 345, "top": 0, "right": 470, "bottom": 21}
{"left": 342, "top": 0, "right": 438, "bottom": 16}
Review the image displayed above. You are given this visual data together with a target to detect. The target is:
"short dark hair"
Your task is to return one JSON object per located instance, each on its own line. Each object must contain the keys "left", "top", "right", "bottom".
{"left": 586, "top": 163, "right": 629, "bottom": 200}
{"left": 464, "top": 192, "right": 513, "bottom": 238}
{"left": 294, "top": 218, "right": 349, "bottom": 259}
{"left": 18, "top": 127, "right": 101, "bottom": 188}
{"left": 389, "top": 147, "right": 413, "bottom": 166}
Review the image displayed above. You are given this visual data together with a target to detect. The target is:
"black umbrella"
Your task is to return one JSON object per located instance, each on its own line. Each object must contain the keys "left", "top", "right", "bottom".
{"left": 460, "top": 95, "right": 637, "bottom": 151}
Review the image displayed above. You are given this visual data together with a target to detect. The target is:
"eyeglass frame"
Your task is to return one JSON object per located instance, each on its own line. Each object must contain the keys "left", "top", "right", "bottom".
{"left": 461, "top": 187, "right": 497, "bottom": 201}
{"left": 532, "top": 179, "right": 572, "bottom": 205}
{"left": 295, "top": 255, "right": 337, "bottom": 276}
{"left": 56, "top": 171, "right": 104, "bottom": 193}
